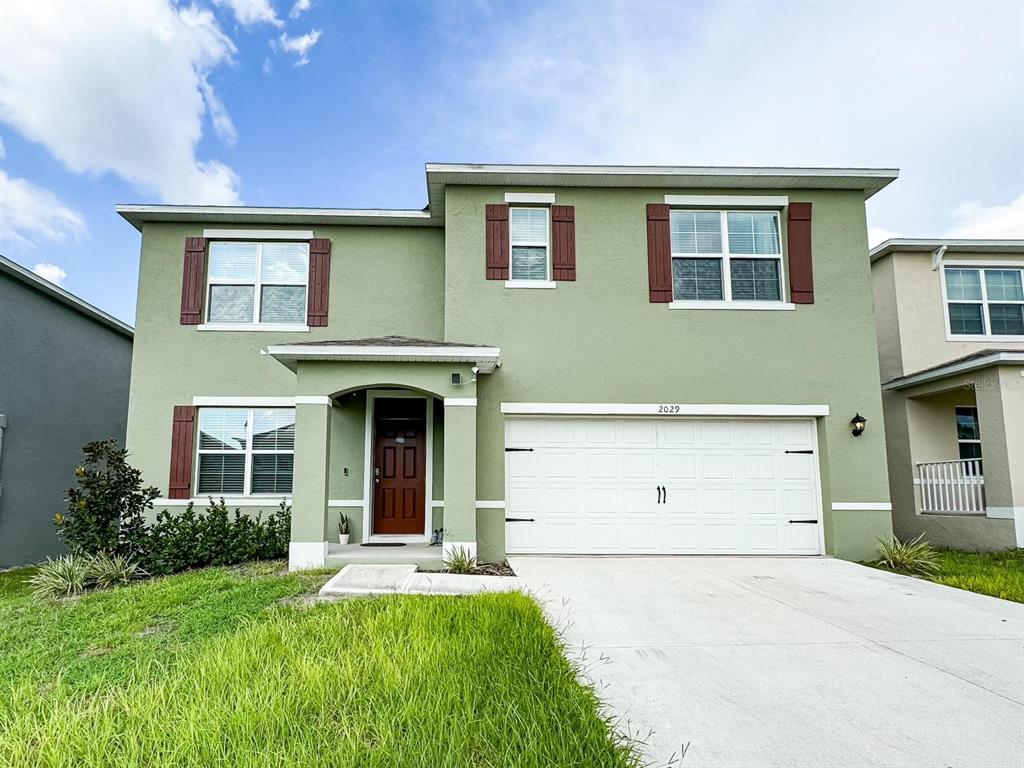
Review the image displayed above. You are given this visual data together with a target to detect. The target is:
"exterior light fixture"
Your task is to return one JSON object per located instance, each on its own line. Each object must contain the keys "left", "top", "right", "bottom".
{"left": 851, "top": 413, "right": 867, "bottom": 437}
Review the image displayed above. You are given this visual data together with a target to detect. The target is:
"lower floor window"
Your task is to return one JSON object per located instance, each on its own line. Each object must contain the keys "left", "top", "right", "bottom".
{"left": 955, "top": 406, "right": 982, "bottom": 473}
{"left": 197, "top": 407, "right": 295, "bottom": 495}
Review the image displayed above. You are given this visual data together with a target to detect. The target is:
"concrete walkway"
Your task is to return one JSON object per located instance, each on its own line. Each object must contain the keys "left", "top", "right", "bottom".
{"left": 318, "top": 564, "right": 523, "bottom": 597}
{"left": 508, "top": 556, "right": 1024, "bottom": 768}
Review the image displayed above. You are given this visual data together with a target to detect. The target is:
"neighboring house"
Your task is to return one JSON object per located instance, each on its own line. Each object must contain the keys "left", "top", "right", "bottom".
{"left": 871, "top": 239, "right": 1024, "bottom": 550}
{"left": 0, "top": 256, "right": 134, "bottom": 568}
{"left": 117, "top": 163, "right": 898, "bottom": 571}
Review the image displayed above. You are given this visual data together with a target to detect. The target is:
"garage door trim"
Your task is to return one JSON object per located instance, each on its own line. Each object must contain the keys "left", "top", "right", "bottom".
{"left": 501, "top": 402, "right": 830, "bottom": 417}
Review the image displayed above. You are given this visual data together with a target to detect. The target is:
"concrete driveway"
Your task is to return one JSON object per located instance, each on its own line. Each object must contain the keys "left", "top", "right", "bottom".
{"left": 508, "top": 556, "right": 1024, "bottom": 768}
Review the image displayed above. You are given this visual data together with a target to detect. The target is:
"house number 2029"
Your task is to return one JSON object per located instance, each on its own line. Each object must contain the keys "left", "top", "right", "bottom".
{"left": 657, "top": 405, "right": 681, "bottom": 414}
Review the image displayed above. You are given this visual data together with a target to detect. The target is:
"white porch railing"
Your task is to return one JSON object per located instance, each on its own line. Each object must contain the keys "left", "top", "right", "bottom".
{"left": 916, "top": 459, "right": 985, "bottom": 514}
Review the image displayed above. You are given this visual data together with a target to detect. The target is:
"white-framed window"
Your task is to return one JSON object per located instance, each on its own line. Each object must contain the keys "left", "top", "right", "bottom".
{"left": 196, "top": 408, "right": 295, "bottom": 496}
{"left": 509, "top": 207, "right": 550, "bottom": 281}
{"left": 955, "top": 405, "right": 982, "bottom": 474}
{"left": 206, "top": 241, "right": 309, "bottom": 325}
{"left": 944, "top": 266, "right": 1024, "bottom": 337}
{"left": 670, "top": 210, "right": 784, "bottom": 302}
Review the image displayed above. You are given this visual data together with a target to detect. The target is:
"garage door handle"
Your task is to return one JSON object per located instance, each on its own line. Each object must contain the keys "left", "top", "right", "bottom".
{"left": 656, "top": 485, "right": 665, "bottom": 504}
{"left": 784, "top": 450, "right": 814, "bottom": 454}
{"left": 505, "top": 447, "right": 534, "bottom": 452}
{"left": 788, "top": 519, "right": 818, "bottom": 524}
{"left": 505, "top": 517, "right": 535, "bottom": 523}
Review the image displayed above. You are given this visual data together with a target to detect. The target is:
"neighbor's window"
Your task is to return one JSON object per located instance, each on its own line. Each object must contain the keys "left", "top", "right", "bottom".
{"left": 196, "top": 408, "right": 295, "bottom": 495}
{"left": 955, "top": 405, "right": 982, "bottom": 474}
{"left": 945, "top": 266, "right": 1024, "bottom": 337}
{"left": 670, "top": 210, "right": 783, "bottom": 302}
{"left": 207, "top": 241, "right": 309, "bottom": 324}
{"left": 509, "top": 207, "right": 549, "bottom": 281}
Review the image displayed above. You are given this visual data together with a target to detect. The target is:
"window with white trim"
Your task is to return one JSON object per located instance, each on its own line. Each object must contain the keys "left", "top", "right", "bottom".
{"left": 670, "top": 210, "right": 783, "bottom": 302}
{"left": 207, "top": 241, "right": 309, "bottom": 324}
{"left": 509, "top": 207, "right": 550, "bottom": 281}
{"left": 955, "top": 406, "right": 982, "bottom": 474}
{"left": 196, "top": 408, "right": 295, "bottom": 495}
{"left": 944, "top": 266, "right": 1024, "bottom": 337}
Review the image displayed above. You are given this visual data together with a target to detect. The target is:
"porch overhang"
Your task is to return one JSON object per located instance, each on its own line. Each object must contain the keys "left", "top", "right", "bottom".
{"left": 883, "top": 350, "right": 1024, "bottom": 391}
{"left": 265, "top": 336, "right": 501, "bottom": 373}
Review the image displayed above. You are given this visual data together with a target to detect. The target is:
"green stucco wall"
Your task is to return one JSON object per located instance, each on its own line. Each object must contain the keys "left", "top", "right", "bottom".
{"left": 443, "top": 185, "right": 893, "bottom": 558}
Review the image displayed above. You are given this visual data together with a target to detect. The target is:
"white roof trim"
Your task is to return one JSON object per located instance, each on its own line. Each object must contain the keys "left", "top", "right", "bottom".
{"left": 870, "top": 238, "right": 1024, "bottom": 262}
{"left": 0, "top": 254, "right": 133, "bottom": 337}
{"left": 117, "top": 205, "right": 438, "bottom": 231}
{"left": 883, "top": 352, "right": 1024, "bottom": 390}
{"left": 500, "top": 402, "right": 830, "bottom": 417}
{"left": 266, "top": 344, "right": 501, "bottom": 373}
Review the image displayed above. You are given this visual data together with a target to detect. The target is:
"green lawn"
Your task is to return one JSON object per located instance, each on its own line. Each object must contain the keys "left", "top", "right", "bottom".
{"left": 0, "top": 563, "right": 638, "bottom": 767}
{"left": 925, "top": 548, "right": 1024, "bottom": 603}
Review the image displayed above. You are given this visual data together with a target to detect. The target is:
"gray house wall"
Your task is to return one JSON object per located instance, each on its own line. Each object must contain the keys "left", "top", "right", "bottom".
{"left": 0, "top": 273, "right": 133, "bottom": 568}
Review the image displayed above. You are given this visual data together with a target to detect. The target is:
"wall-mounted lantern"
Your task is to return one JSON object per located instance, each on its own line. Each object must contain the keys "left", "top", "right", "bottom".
{"left": 850, "top": 413, "right": 867, "bottom": 437}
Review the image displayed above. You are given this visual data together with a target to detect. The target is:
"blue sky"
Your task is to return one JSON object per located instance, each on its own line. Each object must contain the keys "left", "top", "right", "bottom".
{"left": 1, "top": 0, "right": 1022, "bottom": 324}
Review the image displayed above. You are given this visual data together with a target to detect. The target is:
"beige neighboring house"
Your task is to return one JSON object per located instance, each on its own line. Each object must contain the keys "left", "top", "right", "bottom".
{"left": 871, "top": 239, "right": 1024, "bottom": 550}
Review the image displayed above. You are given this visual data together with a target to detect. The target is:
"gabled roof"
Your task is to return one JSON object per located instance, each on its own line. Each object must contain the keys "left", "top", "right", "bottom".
{"left": 870, "top": 238, "right": 1024, "bottom": 262}
{"left": 0, "top": 254, "right": 133, "bottom": 338}
{"left": 883, "top": 348, "right": 1024, "bottom": 390}
{"left": 117, "top": 163, "right": 899, "bottom": 231}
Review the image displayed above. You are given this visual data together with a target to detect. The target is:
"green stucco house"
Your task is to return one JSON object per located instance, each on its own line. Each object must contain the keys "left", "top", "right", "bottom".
{"left": 118, "top": 163, "right": 898, "bottom": 570}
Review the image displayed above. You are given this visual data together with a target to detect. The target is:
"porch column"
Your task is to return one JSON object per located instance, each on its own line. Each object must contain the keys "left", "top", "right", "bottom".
{"left": 289, "top": 397, "right": 332, "bottom": 569}
{"left": 975, "top": 367, "right": 1024, "bottom": 547}
{"left": 443, "top": 398, "right": 478, "bottom": 560}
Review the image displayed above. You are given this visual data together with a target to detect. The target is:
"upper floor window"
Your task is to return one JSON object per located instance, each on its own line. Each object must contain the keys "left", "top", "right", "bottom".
{"left": 509, "top": 207, "right": 549, "bottom": 281}
{"left": 670, "top": 210, "right": 783, "bottom": 302}
{"left": 945, "top": 266, "right": 1024, "bottom": 337}
{"left": 207, "top": 241, "right": 309, "bottom": 325}
{"left": 197, "top": 407, "right": 295, "bottom": 495}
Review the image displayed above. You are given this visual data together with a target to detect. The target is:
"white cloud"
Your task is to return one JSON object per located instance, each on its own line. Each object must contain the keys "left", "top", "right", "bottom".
{"left": 278, "top": 29, "right": 321, "bottom": 66}
{"left": 868, "top": 226, "right": 904, "bottom": 249}
{"left": 943, "top": 194, "right": 1024, "bottom": 239}
{"left": 0, "top": 170, "right": 87, "bottom": 247}
{"left": 0, "top": 136, "right": 5, "bottom": 160}
{"left": 32, "top": 262, "right": 67, "bottom": 286}
{"left": 0, "top": 1, "right": 241, "bottom": 204}
{"left": 213, "top": 0, "right": 283, "bottom": 27}
{"left": 289, "top": 0, "right": 311, "bottom": 19}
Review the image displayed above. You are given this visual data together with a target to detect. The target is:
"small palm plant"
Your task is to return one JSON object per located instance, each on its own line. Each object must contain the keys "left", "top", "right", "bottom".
{"left": 443, "top": 546, "right": 477, "bottom": 575}
{"left": 876, "top": 534, "right": 939, "bottom": 575}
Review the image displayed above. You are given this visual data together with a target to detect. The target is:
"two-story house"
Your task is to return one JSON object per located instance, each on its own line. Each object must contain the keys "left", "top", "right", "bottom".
{"left": 117, "top": 163, "right": 898, "bottom": 571}
{"left": 872, "top": 239, "right": 1024, "bottom": 550}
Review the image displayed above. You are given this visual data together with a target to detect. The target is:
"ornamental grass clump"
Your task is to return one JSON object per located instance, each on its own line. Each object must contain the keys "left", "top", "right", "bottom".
{"left": 443, "top": 546, "right": 477, "bottom": 574}
{"left": 876, "top": 534, "right": 939, "bottom": 575}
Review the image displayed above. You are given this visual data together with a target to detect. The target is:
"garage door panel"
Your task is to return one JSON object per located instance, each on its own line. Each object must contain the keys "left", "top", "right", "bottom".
{"left": 505, "top": 417, "right": 822, "bottom": 556}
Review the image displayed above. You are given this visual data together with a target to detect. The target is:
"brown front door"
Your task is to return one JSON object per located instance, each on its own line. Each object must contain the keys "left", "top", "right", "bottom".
{"left": 372, "top": 398, "right": 426, "bottom": 535}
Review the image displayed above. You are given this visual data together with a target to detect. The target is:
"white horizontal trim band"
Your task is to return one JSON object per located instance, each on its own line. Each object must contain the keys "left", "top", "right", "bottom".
{"left": 669, "top": 300, "right": 796, "bottom": 311}
{"left": 505, "top": 192, "right": 556, "bottom": 204}
{"left": 444, "top": 397, "right": 478, "bottom": 407}
{"left": 475, "top": 500, "right": 505, "bottom": 509}
{"left": 831, "top": 502, "right": 892, "bottom": 511}
{"left": 198, "top": 323, "right": 309, "bottom": 333}
{"left": 985, "top": 506, "right": 1024, "bottom": 519}
{"left": 505, "top": 280, "right": 557, "bottom": 289}
{"left": 155, "top": 496, "right": 291, "bottom": 507}
{"left": 295, "top": 396, "right": 332, "bottom": 405}
{"left": 431, "top": 500, "right": 444, "bottom": 508}
{"left": 664, "top": 194, "right": 789, "bottom": 208}
{"left": 192, "top": 396, "right": 296, "bottom": 407}
{"left": 203, "top": 229, "right": 314, "bottom": 240}
{"left": 501, "top": 402, "right": 830, "bottom": 417}
{"left": 328, "top": 499, "right": 366, "bottom": 508}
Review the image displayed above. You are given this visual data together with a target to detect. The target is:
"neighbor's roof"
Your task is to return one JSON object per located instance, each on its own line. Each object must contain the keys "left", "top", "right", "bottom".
{"left": 0, "top": 254, "right": 133, "bottom": 338}
{"left": 117, "top": 163, "right": 899, "bottom": 231}
{"left": 870, "top": 238, "right": 1024, "bottom": 262}
{"left": 883, "top": 348, "right": 1024, "bottom": 390}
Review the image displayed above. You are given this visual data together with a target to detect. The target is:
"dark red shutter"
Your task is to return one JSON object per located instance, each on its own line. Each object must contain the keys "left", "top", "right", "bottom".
{"left": 307, "top": 238, "right": 331, "bottom": 327}
{"left": 646, "top": 204, "right": 672, "bottom": 302}
{"left": 180, "top": 238, "right": 207, "bottom": 324}
{"left": 787, "top": 202, "right": 814, "bottom": 304}
{"left": 168, "top": 406, "right": 196, "bottom": 499}
{"left": 551, "top": 205, "right": 576, "bottom": 281}
{"left": 485, "top": 204, "right": 510, "bottom": 280}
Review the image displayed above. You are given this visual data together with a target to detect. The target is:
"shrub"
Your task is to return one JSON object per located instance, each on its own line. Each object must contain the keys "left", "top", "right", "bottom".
{"left": 89, "top": 553, "right": 145, "bottom": 589}
{"left": 54, "top": 439, "right": 159, "bottom": 558}
{"left": 443, "top": 546, "right": 477, "bottom": 574}
{"left": 29, "top": 556, "right": 93, "bottom": 598}
{"left": 877, "top": 534, "right": 939, "bottom": 575}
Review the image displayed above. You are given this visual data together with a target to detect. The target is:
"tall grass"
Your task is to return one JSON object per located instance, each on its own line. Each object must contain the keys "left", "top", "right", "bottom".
{"left": 0, "top": 593, "right": 640, "bottom": 767}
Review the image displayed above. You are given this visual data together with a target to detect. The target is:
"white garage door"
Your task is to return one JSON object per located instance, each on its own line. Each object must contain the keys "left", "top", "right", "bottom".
{"left": 505, "top": 417, "right": 822, "bottom": 555}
